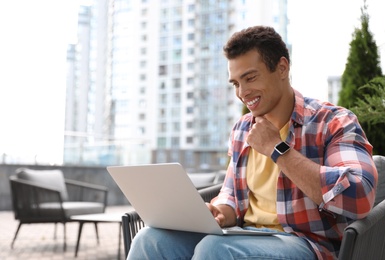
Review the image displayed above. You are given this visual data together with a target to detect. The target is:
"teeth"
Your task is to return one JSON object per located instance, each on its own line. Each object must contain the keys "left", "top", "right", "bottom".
{"left": 246, "top": 97, "right": 260, "bottom": 106}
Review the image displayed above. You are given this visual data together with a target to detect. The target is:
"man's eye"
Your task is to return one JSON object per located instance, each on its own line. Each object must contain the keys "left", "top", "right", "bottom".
{"left": 232, "top": 83, "right": 239, "bottom": 88}
{"left": 247, "top": 76, "right": 256, "bottom": 81}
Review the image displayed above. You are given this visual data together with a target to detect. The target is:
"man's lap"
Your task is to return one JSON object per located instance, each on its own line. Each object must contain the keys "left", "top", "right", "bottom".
{"left": 127, "top": 227, "right": 316, "bottom": 260}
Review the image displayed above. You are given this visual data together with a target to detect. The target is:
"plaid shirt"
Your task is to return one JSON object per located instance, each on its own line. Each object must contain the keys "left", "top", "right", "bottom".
{"left": 212, "top": 89, "right": 378, "bottom": 259}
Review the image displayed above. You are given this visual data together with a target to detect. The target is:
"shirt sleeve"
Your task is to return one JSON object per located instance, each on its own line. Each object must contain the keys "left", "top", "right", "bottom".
{"left": 319, "top": 111, "right": 378, "bottom": 219}
{"left": 211, "top": 138, "right": 237, "bottom": 209}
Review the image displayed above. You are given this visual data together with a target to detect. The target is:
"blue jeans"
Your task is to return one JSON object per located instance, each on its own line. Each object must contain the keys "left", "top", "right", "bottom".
{"left": 127, "top": 226, "right": 316, "bottom": 260}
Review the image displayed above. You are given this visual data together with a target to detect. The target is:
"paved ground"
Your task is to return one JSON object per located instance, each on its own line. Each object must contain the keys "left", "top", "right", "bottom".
{"left": 0, "top": 205, "right": 133, "bottom": 260}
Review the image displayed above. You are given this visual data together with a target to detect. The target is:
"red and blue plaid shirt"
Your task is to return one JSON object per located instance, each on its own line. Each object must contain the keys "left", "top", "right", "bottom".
{"left": 212, "top": 89, "right": 378, "bottom": 259}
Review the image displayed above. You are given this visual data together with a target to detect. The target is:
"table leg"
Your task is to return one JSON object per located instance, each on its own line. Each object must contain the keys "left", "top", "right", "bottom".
{"left": 74, "top": 221, "right": 84, "bottom": 257}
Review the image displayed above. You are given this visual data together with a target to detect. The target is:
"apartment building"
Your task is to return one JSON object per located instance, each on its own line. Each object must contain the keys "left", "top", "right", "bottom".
{"left": 64, "top": 0, "right": 289, "bottom": 171}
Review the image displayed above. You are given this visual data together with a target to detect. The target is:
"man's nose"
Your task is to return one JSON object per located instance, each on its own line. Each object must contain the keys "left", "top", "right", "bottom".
{"left": 238, "top": 85, "right": 251, "bottom": 99}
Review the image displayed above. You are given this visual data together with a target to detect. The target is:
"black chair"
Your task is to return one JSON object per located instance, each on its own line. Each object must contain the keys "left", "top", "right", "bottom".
{"left": 338, "top": 155, "right": 385, "bottom": 259}
{"left": 122, "top": 155, "right": 385, "bottom": 259}
{"left": 9, "top": 168, "right": 108, "bottom": 250}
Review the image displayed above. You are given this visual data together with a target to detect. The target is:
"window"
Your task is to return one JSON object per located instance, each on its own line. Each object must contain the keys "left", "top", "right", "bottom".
{"left": 186, "top": 107, "right": 194, "bottom": 114}
{"left": 159, "top": 108, "right": 166, "bottom": 117}
{"left": 173, "top": 122, "right": 180, "bottom": 132}
{"left": 173, "top": 93, "right": 181, "bottom": 103}
{"left": 173, "top": 78, "right": 181, "bottom": 88}
{"left": 160, "top": 94, "right": 167, "bottom": 104}
{"left": 173, "top": 64, "right": 181, "bottom": 74}
{"left": 139, "top": 100, "right": 146, "bottom": 108}
{"left": 173, "top": 7, "right": 182, "bottom": 17}
{"left": 171, "top": 137, "right": 179, "bottom": 147}
{"left": 170, "top": 150, "right": 179, "bottom": 162}
{"left": 173, "top": 20, "right": 182, "bottom": 31}
{"left": 187, "top": 92, "right": 194, "bottom": 99}
{"left": 157, "top": 138, "right": 166, "bottom": 148}
{"left": 188, "top": 4, "right": 195, "bottom": 12}
{"left": 188, "top": 33, "right": 194, "bottom": 41}
{"left": 159, "top": 123, "right": 167, "bottom": 132}
{"left": 159, "top": 65, "right": 167, "bottom": 75}
{"left": 160, "top": 23, "right": 168, "bottom": 33}
{"left": 173, "top": 35, "right": 181, "bottom": 46}
{"left": 160, "top": 8, "right": 168, "bottom": 18}
{"left": 159, "top": 51, "right": 167, "bottom": 61}
{"left": 160, "top": 36, "right": 167, "bottom": 46}
{"left": 187, "top": 78, "right": 194, "bottom": 85}
{"left": 173, "top": 49, "right": 181, "bottom": 61}
{"left": 187, "top": 62, "right": 194, "bottom": 70}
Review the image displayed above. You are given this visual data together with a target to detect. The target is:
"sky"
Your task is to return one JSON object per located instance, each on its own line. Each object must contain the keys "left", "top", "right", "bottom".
{"left": 0, "top": 0, "right": 384, "bottom": 165}
{"left": 289, "top": 0, "right": 385, "bottom": 100}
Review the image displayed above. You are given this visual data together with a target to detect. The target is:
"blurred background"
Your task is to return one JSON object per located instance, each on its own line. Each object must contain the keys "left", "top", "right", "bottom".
{"left": 0, "top": 0, "right": 384, "bottom": 170}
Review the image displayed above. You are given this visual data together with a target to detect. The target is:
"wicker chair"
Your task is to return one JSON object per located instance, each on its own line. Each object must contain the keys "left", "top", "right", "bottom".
{"left": 122, "top": 155, "right": 385, "bottom": 259}
{"left": 9, "top": 168, "right": 108, "bottom": 250}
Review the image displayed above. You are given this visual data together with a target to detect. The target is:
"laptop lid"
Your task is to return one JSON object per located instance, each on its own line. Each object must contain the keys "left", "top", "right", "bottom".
{"left": 107, "top": 163, "right": 224, "bottom": 235}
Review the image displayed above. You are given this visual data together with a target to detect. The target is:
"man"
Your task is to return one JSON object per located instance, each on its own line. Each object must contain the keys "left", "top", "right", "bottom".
{"left": 127, "top": 26, "right": 378, "bottom": 259}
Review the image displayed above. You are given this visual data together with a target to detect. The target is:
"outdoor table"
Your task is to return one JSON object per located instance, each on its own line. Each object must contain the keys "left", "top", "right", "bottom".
{"left": 71, "top": 213, "right": 124, "bottom": 259}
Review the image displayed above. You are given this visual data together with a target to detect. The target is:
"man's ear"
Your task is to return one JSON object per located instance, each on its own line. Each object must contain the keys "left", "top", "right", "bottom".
{"left": 277, "top": 57, "right": 289, "bottom": 79}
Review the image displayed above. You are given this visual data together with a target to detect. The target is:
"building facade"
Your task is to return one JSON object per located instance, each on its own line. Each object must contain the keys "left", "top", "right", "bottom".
{"left": 327, "top": 75, "right": 342, "bottom": 105}
{"left": 64, "top": 0, "right": 289, "bottom": 171}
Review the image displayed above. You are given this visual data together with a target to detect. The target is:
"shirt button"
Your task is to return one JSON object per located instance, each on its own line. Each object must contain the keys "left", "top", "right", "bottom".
{"left": 334, "top": 185, "right": 341, "bottom": 192}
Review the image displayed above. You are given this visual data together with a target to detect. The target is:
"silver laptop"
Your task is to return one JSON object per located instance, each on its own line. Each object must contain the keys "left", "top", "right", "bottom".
{"left": 107, "top": 163, "right": 277, "bottom": 236}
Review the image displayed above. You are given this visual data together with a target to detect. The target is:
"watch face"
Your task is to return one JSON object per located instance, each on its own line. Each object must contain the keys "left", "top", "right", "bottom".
{"left": 276, "top": 141, "right": 290, "bottom": 154}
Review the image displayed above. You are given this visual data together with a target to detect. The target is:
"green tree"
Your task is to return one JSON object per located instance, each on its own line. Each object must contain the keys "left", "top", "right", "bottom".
{"left": 351, "top": 77, "right": 385, "bottom": 125}
{"left": 338, "top": 2, "right": 384, "bottom": 155}
{"left": 338, "top": 2, "right": 382, "bottom": 108}
{"left": 242, "top": 104, "right": 249, "bottom": 115}
{"left": 350, "top": 76, "right": 385, "bottom": 155}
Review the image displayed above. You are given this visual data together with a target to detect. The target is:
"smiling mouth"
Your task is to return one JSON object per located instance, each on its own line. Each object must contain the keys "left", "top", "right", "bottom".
{"left": 246, "top": 97, "right": 260, "bottom": 106}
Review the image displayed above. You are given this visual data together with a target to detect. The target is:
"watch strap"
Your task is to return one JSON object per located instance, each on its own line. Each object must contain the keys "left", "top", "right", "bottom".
{"left": 271, "top": 141, "right": 290, "bottom": 163}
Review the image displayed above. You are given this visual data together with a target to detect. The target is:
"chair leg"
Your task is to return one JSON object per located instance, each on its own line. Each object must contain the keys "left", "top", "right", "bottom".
{"left": 54, "top": 222, "right": 57, "bottom": 240}
{"left": 94, "top": 222, "right": 100, "bottom": 244}
{"left": 11, "top": 222, "right": 22, "bottom": 249}
{"left": 63, "top": 223, "right": 67, "bottom": 251}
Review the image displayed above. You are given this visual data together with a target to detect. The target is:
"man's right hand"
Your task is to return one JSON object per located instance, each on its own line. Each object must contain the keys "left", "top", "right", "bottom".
{"left": 206, "top": 203, "right": 236, "bottom": 227}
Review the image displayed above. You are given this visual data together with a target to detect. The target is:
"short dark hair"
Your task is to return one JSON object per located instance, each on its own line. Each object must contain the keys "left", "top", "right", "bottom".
{"left": 223, "top": 26, "right": 290, "bottom": 72}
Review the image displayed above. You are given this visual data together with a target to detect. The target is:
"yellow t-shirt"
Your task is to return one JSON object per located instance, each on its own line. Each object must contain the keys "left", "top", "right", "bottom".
{"left": 244, "top": 122, "right": 289, "bottom": 231}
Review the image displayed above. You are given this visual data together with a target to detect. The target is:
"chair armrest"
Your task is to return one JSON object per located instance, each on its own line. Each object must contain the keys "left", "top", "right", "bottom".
{"left": 10, "top": 176, "right": 65, "bottom": 220}
{"left": 338, "top": 199, "right": 385, "bottom": 260}
{"left": 65, "top": 179, "right": 108, "bottom": 207}
{"left": 198, "top": 183, "right": 222, "bottom": 202}
{"left": 122, "top": 211, "right": 145, "bottom": 258}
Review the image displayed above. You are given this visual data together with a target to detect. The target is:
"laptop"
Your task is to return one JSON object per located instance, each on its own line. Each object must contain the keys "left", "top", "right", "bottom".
{"left": 107, "top": 163, "right": 278, "bottom": 236}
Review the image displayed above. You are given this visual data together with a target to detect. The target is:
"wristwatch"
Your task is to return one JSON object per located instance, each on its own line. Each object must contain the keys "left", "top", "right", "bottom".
{"left": 271, "top": 141, "right": 291, "bottom": 163}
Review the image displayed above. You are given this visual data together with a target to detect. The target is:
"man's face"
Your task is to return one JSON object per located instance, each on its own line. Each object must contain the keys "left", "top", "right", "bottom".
{"left": 228, "top": 50, "right": 286, "bottom": 118}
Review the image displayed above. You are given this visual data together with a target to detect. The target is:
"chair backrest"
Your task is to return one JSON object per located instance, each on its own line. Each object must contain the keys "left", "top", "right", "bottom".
{"left": 15, "top": 168, "right": 69, "bottom": 201}
{"left": 373, "top": 155, "right": 385, "bottom": 206}
{"left": 338, "top": 155, "right": 385, "bottom": 260}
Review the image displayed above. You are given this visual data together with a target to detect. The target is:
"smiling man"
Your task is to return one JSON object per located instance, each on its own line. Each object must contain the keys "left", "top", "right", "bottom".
{"left": 127, "top": 26, "right": 378, "bottom": 260}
